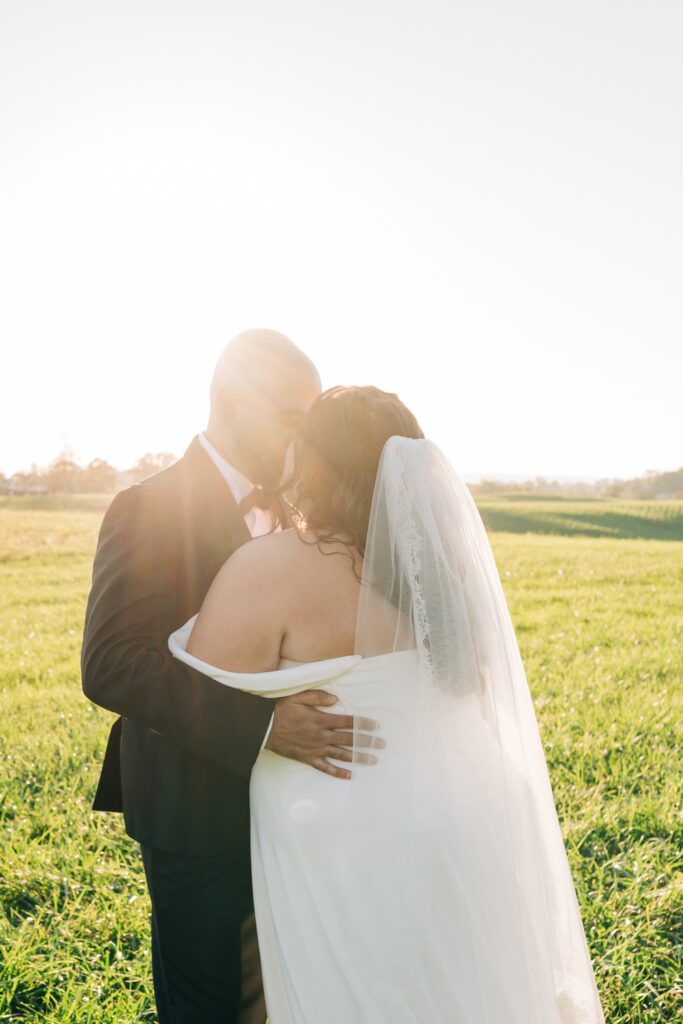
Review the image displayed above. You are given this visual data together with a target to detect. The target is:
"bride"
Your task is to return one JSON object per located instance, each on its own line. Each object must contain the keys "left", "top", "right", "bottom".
{"left": 169, "top": 385, "right": 606, "bottom": 1024}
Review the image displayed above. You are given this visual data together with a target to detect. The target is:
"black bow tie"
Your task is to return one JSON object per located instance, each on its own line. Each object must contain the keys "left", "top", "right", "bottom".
{"left": 238, "top": 486, "right": 280, "bottom": 514}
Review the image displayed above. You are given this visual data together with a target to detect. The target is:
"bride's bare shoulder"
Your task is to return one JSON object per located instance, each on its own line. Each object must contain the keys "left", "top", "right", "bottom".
{"left": 223, "top": 527, "right": 310, "bottom": 575}
{"left": 188, "top": 529, "right": 303, "bottom": 666}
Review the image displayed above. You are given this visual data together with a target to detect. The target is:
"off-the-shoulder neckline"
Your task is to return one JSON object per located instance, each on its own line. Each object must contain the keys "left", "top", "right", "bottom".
{"left": 169, "top": 615, "right": 418, "bottom": 683}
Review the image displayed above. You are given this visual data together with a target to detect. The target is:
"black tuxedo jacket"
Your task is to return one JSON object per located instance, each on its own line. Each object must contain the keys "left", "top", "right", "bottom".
{"left": 81, "top": 436, "right": 275, "bottom": 857}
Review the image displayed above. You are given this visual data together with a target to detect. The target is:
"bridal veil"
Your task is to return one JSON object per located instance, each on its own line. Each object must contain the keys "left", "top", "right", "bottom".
{"left": 349, "top": 436, "right": 605, "bottom": 1023}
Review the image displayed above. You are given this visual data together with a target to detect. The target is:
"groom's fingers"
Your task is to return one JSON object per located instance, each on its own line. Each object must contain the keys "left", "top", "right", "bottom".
{"left": 327, "top": 747, "right": 378, "bottom": 765}
{"left": 291, "top": 694, "right": 380, "bottom": 736}
{"left": 291, "top": 689, "right": 338, "bottom": 707}
{"left": 311, "top": 757, "right": 352, "bottom": 780}
{"left": 317, "top": 712, "right": 380, "bottom": 734}
{"left": 329, "top": 731, "right": 385, "bottom": 749}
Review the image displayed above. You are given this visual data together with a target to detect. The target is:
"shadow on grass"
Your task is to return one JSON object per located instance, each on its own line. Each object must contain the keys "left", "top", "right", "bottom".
{"left": 479, "top": 503, "right": 683, "bottom": 541}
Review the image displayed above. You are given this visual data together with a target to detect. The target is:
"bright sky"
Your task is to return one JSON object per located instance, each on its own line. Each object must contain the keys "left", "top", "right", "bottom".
{"left": 2, "top": 0, "right": 681, "bottom": 481}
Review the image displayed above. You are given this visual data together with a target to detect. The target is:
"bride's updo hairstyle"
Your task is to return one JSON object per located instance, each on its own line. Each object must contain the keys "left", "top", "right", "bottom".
{"left": 288, "top": 385, "right": 424, "bottom": 575}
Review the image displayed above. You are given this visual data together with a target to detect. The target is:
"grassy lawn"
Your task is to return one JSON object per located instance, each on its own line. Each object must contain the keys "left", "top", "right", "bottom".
{"left": 0, "top": 497, "right": 681, "bottom": 1022}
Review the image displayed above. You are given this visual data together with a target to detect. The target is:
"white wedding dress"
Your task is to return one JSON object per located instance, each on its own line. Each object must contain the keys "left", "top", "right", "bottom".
{"left": 168, "top": 436, "right": 606, "bottom": 1024}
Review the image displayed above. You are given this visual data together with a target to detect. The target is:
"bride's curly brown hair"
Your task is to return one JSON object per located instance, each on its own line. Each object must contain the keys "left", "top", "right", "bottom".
{"left": 282, "top": 385, "right": 424, "bottom": 580}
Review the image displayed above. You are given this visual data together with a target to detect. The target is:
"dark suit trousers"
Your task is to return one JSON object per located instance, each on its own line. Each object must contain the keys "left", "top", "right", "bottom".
{"left": 140, "top": 843, "right": 266, "bottom": 1024}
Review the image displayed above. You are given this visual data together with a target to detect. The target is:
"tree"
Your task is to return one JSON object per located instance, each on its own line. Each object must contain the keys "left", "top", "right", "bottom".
{"left": 45, "top": 453, "right": 82, "bottom": 493}
{"left": 127, "top": 452, "right": 177, "bottom": 483}
{"left": 82, "top": 458, "right": 119, "bottom": 493}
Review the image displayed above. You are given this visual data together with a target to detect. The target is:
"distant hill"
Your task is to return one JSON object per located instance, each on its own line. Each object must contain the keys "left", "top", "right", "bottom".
{"left": 604, "top": 466, "right": 683, "bottom": 500}
{"left": 469, "top": 466, "right": 683, "bottom": 500}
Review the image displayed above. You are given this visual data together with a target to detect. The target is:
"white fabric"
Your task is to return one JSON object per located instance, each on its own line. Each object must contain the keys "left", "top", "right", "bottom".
{"left": 197, "top": 431, "right": 276, "bottom": 747}
{"left": 167, "top": 434, "right": 605, "bottom": 1022}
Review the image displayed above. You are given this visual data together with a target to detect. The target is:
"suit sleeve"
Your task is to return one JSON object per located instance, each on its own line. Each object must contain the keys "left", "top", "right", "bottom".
{"left": 81, "top": 486, "right": 274, "bottom": 777}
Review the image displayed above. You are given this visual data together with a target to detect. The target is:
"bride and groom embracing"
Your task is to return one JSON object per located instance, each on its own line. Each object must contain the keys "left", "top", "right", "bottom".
{"left": 81, "top": 329, "right": 605, "bottom": 1023}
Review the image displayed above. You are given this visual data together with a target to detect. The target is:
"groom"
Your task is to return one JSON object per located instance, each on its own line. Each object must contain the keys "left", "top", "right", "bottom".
{"left": 81, "top": 330, "right": 354, "bottom": 1023}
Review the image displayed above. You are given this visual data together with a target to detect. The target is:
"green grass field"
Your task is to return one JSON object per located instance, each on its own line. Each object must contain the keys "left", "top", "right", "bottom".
{"left": 1, "top": 496, "right": 681, "bottom": 1022}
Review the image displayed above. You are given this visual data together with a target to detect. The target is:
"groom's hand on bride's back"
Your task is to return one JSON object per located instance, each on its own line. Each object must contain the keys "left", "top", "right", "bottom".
{"left": 265, "top": 691, "right": 384, "bottom": 780}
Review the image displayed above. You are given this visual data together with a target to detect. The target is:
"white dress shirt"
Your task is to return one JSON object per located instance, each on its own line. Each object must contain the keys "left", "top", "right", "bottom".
{"left": 198, "top": 431, "right": 276, "bottom": 747}
{"left": 198, "top": 432, "right": 281, "bottom": 539}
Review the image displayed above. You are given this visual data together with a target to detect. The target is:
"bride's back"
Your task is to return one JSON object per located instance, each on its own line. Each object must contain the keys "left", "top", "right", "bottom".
{"left": 266, "top": 526, "right": 364, "bottom": 663}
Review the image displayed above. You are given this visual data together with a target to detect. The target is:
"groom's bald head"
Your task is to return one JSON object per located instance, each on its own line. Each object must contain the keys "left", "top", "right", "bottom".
{"left": 210, "top": 329, "right": 319, "bottom": 409}
{"left": 207, "top": 328, "right": 321, "bottom": 488}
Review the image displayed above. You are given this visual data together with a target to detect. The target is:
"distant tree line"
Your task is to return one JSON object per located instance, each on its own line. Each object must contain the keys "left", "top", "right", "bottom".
{"left": 467, "top": 466, "right": 683, "bottom": 500}
{"left": 1, "top": 453, "right": 681, "bottom": 499}
{"left": 0, "top": 451, "right": 177, "bottom": 495}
